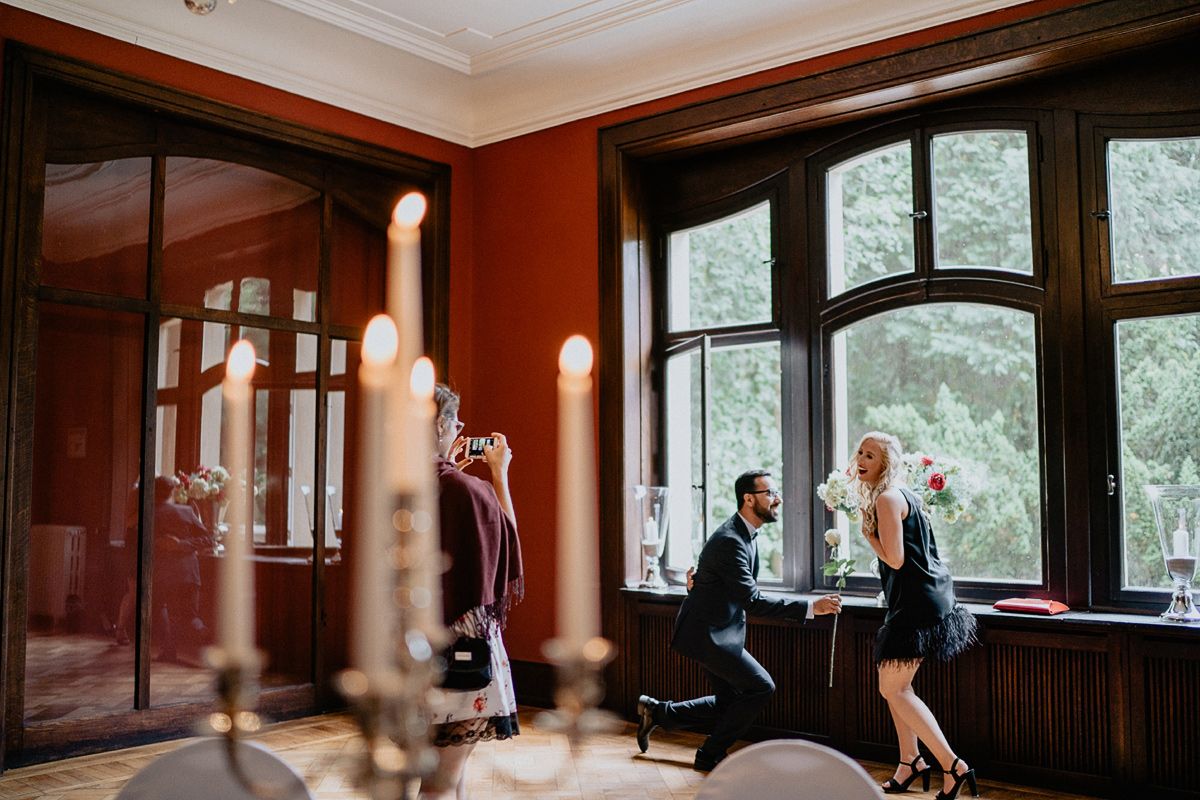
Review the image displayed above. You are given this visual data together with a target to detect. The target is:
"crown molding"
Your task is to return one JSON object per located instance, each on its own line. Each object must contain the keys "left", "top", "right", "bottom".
{"left": 262, "top": 0, "right": 472, "bottom": 74}
{"left": 5, "top": 0, "right": 1027, "bottom": 148}
{"left": 468, "top": 0, "right": 1023, "bottom": 145}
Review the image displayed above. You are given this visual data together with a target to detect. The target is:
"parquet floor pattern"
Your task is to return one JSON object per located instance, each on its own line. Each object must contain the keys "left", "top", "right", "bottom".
{"left": 0, "top": 710, "right": 1104, "bottom": 800}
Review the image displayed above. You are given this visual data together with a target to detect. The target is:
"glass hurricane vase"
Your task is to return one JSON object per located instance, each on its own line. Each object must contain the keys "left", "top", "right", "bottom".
{"left": 1144, "top": 484, "right": 1200, "bottom": 622}
{"left": 632, "top": 485, "right": 670, "bottom": 589}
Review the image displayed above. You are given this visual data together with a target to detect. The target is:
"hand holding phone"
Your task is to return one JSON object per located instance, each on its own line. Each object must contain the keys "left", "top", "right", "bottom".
{"left": 467, "top": 436, "right": 496, "bottom": 458}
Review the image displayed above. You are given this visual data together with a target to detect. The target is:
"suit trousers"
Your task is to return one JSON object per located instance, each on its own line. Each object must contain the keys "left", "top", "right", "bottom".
{"left": 660, "top": 644, "right": 775, "bottom": 758}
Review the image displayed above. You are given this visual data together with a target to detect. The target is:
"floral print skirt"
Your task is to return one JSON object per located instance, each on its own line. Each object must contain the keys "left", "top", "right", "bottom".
{"left": 432, "top": 607, "right": 520, "bottom": 747}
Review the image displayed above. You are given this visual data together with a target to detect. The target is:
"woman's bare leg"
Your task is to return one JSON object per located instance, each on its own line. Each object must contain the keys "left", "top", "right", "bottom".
{"left": 420, "top": 742, "right": 476, "bottom": 800}
{"left": 878, "top": 660, "right": 968, "bottom": 795}
{"left": 885, "top": 698, "right": 926, "bottom": 785}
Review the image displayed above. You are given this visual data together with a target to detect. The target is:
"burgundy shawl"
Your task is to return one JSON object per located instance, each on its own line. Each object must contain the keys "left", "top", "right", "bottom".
{"left": 436, "top": 458, "right": 524, "bottom": 628}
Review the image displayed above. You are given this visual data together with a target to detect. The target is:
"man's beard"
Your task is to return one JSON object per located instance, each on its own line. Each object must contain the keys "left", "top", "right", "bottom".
{"left": 758, "top": 504, "right": 779, "bottom": 523}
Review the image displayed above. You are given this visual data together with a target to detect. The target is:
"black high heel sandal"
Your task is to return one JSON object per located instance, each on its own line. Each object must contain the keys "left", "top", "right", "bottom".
{"left": 934, "top": 757, "right": 979, "bottom": 799}
{"left": 881, "top": 754, "right": 931, "bottom": 794}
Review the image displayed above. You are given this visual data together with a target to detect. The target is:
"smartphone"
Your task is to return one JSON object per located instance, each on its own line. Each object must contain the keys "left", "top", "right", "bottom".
{"left": 467, "top": 436, "right": 496, "bottom": 458}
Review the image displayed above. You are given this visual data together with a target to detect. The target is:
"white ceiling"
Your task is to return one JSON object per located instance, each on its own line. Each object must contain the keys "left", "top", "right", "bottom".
{"left": 8, "top": 0, "right": 1022, "bottom": 147}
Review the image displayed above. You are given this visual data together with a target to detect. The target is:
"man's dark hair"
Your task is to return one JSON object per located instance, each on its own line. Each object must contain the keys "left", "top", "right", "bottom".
{"left": 153, "top": 476, "right": 176, "bottom": 504}
{"left": 734, "top": 469, "right": 772, "bottom": 508}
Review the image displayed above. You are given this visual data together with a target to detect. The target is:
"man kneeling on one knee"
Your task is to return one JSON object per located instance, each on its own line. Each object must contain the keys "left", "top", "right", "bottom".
{"left": 636, "top": 469, "right": 841, "bottom": 772}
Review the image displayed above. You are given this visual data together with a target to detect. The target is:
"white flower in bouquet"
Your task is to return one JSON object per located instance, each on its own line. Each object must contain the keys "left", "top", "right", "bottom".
{"left": 173, "top": 465, "right": 229, "bottom": 504}
{"left": 816, "top": 469, "right": 861, "bottom": 522}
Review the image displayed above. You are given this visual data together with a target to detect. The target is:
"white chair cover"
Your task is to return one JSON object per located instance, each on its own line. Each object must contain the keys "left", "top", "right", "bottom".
{"left": 115, "top": 738, "right": 313, "bottom": 800}
{"left": 695, "top": 739, "right": 879, "bottom": 800}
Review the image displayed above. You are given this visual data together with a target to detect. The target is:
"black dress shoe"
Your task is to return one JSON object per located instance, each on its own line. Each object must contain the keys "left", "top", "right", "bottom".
{"left": 693, "top": 749, "right": 724, "bottom": 772}
{"left": 635, "top": 694, "right": 660, "bottom": 753}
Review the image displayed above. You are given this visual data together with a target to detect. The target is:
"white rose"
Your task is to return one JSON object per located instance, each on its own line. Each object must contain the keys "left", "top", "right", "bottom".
{"left": 824, "top": 529, "right": 841, "bottom": 547}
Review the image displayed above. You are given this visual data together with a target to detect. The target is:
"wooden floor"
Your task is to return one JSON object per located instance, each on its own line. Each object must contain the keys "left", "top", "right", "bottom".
{"left": 0, "top": 709, "right": 1105, "bottom": 800}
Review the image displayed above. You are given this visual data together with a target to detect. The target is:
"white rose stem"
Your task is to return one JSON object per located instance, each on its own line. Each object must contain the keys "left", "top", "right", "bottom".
{"left": 220, "top": 340, "right": 256, "bottom": 664}
{"left": 557, "top": 335, "right": 599, "bottom": 654}
{"left": 828, "top": 610, "right": 839, "bottom": 688}
{"left": 354, "top": 316, "right": 398, "bottom": 681}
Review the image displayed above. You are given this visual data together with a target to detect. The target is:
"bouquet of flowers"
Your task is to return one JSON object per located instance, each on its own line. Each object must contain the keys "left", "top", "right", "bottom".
{"left": 822, "top": 528, "right": 855, "bottom": 688}
{"left": 901, "top": 452, "right": 977, "bottom": 523}
{"left": 172, "top": 465, "right": 229, "bottom": 504}
{"left": 816, "top": 469, "right": 861, "bottom": 522}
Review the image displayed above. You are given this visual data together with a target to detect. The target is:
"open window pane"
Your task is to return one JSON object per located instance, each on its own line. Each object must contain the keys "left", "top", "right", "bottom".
{"left": 933, "top": 131, "right": 1033, "bottom": 273}
{"left": 710, "top": 343, "right": 784, "bottom": 581}
{"left": 668, "top": 202, "right": 771, "bottom": 331}
{"left": 664, "top": 348, "right": 704, "bottom": 575}
{"left": 1108, "top": 137, "right": 1200, "bottom": 284}
{"left": 827, "top": 141, "right": 914, "bottom": 296}
{"left": 830, "top": 303, "right": 1041, "bottom": 582}
{"left": 1116, "top": 313, "right": 1200, "bottom": 589}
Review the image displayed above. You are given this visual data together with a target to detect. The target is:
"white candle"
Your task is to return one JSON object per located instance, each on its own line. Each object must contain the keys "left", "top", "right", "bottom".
{"left": 557, "top": 335, "right": 599, "bottom": 651}
{"left": 1173, "top": 509, "right": 1190, "bottom": 557}
{"left": 643, "top": 516, "right": 659, "bottom": 544}
{"left": 354, "top": 315, "right": 398, "bottom": 679}
{"left": 387, "top": 193, "right": 427, "bottom": 493}
{"left": 220, "top": 340, "right": 256, "bottom": 662}
{"left": 406, "top": 356, "right": 442, "bottom": 637}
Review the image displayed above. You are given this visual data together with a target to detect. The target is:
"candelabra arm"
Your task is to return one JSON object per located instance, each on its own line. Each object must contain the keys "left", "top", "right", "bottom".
{"left": 534, "top": 636, "right": 621, "bottom": 744}
{"left": 203, "top": 648, "right": 303, "bottom": 800}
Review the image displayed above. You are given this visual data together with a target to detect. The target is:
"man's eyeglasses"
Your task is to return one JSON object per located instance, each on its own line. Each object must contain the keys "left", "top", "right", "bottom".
{"left": 748, "top": 489, "right": 782, "bottom": 499}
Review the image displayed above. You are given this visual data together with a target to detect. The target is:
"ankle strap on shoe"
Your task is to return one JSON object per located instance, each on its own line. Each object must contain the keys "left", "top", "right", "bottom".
{"left": 944, "top": 757, "right": 962, "bottom": 775}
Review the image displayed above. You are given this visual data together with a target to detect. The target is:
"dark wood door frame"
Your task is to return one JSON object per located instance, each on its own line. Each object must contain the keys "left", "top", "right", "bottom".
{"left": 0, "top": 45, "right": 451, "bottom": 769}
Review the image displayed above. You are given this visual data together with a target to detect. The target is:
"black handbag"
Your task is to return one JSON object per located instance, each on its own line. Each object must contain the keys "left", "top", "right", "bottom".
{"left": 441, "top": 635, "right": 493, "bottom": 691}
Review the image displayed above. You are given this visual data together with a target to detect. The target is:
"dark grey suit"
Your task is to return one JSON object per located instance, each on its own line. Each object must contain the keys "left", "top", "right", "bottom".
{"left": 665, "top": 513, "right": 810, "bottom": 759}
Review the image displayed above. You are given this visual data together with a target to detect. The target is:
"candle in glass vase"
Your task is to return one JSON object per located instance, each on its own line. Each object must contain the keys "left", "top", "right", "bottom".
{"left": 220, "top": 340, "right": 256, "bottom": 662}
{"left": 353, "top": 315, "right": 398, "bottom": 679}
{"left": 557, "top": 335, "right": 599, "bottom": 651}
{"left": 1173, "top": 509, "right": 1190, "bottom": 557}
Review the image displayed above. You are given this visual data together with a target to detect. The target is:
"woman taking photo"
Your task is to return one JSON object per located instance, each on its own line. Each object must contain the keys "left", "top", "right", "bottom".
{"left": 422, "top": 384, "right": 524, "bottom": 800}
{"left": 851, "top": 431, "right": 979, "bottom": 799}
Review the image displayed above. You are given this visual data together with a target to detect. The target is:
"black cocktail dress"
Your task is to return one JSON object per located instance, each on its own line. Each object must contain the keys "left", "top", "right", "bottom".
{"left": 874, "top": 487, "right": 977, "bottom": 665}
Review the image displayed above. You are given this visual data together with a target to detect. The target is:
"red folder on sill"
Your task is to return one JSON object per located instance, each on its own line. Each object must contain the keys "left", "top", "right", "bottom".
{"left": 992, "top": 598, "right": 1070, "bottom": 615}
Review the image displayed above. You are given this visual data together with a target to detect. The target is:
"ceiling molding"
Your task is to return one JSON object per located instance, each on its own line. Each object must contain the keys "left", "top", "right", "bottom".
{"left": 6, "top": 0, "right": 1028, "bottom": 148}
{"left": 262, "top": 0, "right": 472, "bottom": 74}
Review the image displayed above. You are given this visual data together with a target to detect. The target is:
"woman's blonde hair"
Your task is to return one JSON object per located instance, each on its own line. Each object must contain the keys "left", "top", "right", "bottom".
{"left": 849, "top": 430, "right": 907, "bottom": 536}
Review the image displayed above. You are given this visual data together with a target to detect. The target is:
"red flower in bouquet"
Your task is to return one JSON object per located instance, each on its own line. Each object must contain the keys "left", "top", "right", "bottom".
{"left": 921, "top": 455, "right": 935, "bottom": 466}
{"left": 927, "top": 472, "right": 946, "bottom": 491}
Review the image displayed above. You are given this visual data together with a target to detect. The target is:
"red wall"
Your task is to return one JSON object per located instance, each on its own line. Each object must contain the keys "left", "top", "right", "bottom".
{"left": 2, "top": 0, "right": 1079, "bottom": 663}
{"left": 468, "top": 0, "right": 1080, "bottom": 659}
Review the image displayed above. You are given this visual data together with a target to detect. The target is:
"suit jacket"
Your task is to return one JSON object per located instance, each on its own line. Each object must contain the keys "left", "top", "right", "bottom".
{"left": 155, "top": 501, "right": 211, "bottom": 587}
{"left": 671, "top": 514, "right": 810, "bottom": 661}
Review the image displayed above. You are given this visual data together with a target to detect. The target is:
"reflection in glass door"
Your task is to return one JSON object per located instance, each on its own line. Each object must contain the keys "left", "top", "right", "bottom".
{"left": 26, "top": 304, "right": 145, "bottom": 723}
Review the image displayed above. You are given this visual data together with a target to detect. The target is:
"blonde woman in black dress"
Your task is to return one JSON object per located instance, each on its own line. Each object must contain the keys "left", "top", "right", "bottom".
{"left": 851, "top": 431, "right": 979, "bottom": 799}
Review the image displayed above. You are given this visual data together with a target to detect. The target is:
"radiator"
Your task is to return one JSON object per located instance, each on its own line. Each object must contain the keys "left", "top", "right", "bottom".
{"left": 28, "top": 524, "right": 87, "bottom": 624}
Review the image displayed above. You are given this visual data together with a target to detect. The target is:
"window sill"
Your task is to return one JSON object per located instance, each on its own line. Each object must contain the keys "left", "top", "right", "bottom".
{"left": 619, "top": 586, "right": 1200, "bottom": 634}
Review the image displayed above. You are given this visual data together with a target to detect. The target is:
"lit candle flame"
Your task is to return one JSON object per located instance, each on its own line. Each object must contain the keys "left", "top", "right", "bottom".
{"left": 362, "top": 314, "right": 399, "bottom": 367}
{"left": 411, "top": 356, "right": 435, "bottom": 398}
{"left": 559, "top": 335, "right": 593, "bottom": 377}
{"left": 226, "top": 340, "right": 256, "bottom": 381}
{"left": 393, "top": 192, "right": 427, "bottom": 230}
